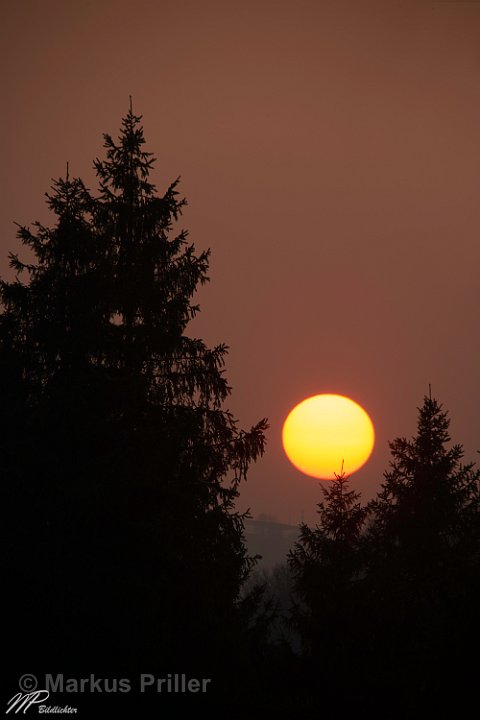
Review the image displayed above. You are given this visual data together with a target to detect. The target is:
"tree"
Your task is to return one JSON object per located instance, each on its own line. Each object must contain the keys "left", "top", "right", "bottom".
{"left": 289, "top": 465, "right": 368, "bottom": 643}
{"left": 370, "top": 394, "right": 479, "bottom": 563}
{"left": 366, "top": 393, "right": 480, "bottom": 713}
{"left": 288, "top": 466, "right": 369, "bottom": 712}
{"left": 1, "top": 108, "right": 268, "bottom": 679}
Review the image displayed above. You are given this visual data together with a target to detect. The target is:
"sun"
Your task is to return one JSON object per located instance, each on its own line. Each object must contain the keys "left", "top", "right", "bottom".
{"left": 282, "top": 394, "right": 375, "bottom": 479}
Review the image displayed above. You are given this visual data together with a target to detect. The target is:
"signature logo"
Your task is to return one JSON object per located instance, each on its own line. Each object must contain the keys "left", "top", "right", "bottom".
{"left": 6, "top": 690, "right": 50, "bottom": 714}
{"left": 6, "top": 677, "right": 78, "bottom": 715}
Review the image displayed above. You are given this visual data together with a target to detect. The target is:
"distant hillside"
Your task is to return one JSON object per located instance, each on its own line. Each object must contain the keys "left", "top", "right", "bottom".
{"left": 244, "top": 518, "right": 299, "bottom": 569}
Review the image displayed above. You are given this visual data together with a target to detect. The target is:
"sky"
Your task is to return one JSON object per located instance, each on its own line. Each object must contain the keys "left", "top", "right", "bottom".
{"left": 1, "top": 0, "right": 479, "bottom": 525}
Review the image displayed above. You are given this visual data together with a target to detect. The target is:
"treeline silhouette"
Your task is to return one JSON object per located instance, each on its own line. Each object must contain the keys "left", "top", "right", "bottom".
{"left": 1, "top": 108, "right": 268, "bottom": 714}
{"left": 2, "top": 109, "right": 479, "bottom": 718}
{"left": 286, "top": 394, "right": 480, "bottom": 717}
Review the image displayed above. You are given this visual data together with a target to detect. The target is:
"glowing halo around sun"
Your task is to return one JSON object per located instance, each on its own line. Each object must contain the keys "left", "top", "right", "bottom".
{"left": 282, "top": 394, "right": 375, "bottom": 479}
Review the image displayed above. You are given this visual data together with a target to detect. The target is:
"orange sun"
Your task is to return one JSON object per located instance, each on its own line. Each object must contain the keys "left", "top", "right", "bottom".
{"left": 282, "top": 394, "right": 375, "bottom": 479}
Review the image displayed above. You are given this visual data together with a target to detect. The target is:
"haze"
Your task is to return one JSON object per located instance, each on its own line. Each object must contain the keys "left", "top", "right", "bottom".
{"left": 1, "top": 0, "right": 479, "bottom": 524}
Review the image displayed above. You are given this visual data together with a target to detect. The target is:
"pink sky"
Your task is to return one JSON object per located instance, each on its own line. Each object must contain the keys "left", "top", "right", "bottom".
{"left": 1, "top": 0, "right": 479, "bottom": 524}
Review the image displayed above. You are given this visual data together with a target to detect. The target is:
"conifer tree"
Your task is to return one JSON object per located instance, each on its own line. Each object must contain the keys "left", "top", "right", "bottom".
{"left": 288, "top": 467, "right": 369, "bottom": 712}
{"left": 369, "top": 393, "right": 480, "bottom": 580}
{"left": 289, "top": 466, "right": 368, "bottom": 651}
{"left": 366, "top": 393, "right": 480, "bottom": 712}
{"left": 1, "top": 108, "right": 267, "bottom": 673}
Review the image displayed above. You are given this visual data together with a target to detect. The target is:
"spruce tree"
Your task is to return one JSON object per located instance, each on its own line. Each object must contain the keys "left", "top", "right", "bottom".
{"left": 1, "top": 108, "right": 267, "bottom": 675}
{"left": 288, "top": 467, "right": 368, "bottom": 710}
{"left": 369, "top": 393, "right": 479, "bottom": 580}
{"left": 289, "top": 467, "right": 367, "bottom": 623}
{"left": 366, "top": 393, "right": 480, "bottom": 712}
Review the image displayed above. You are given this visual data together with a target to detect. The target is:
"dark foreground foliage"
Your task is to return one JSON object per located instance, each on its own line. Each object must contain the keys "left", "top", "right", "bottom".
{"left": 1, "top": 109, "right": 269, "bottom": 715}
{"left": 288, "top": 395, "right": 480, "bottom": 718}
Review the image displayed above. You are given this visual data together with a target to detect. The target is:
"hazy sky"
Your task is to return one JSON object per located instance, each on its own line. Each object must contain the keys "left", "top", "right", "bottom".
{"left": 1, "top": 0, "right": 479, "bottom": 524}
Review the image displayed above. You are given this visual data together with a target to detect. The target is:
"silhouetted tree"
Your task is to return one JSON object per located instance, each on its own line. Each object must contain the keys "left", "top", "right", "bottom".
{"left": 289, "top": 467, "right": 367, "bottom": 644}
{"left": 365, "top": 393, "right": 480, "bottom": 713}
{"left": 370, "top": 394, "right": 479, "bottom": 564}
{"left": 288, "top": 467, "right": 368, "bottom": 712}
{"left": 2, "top": 108, "right": 267, "bottom": 686}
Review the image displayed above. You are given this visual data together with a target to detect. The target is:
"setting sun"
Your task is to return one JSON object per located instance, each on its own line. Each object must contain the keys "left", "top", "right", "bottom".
{"left": 282, "top": 394, "right": 375, "bottom": 479}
